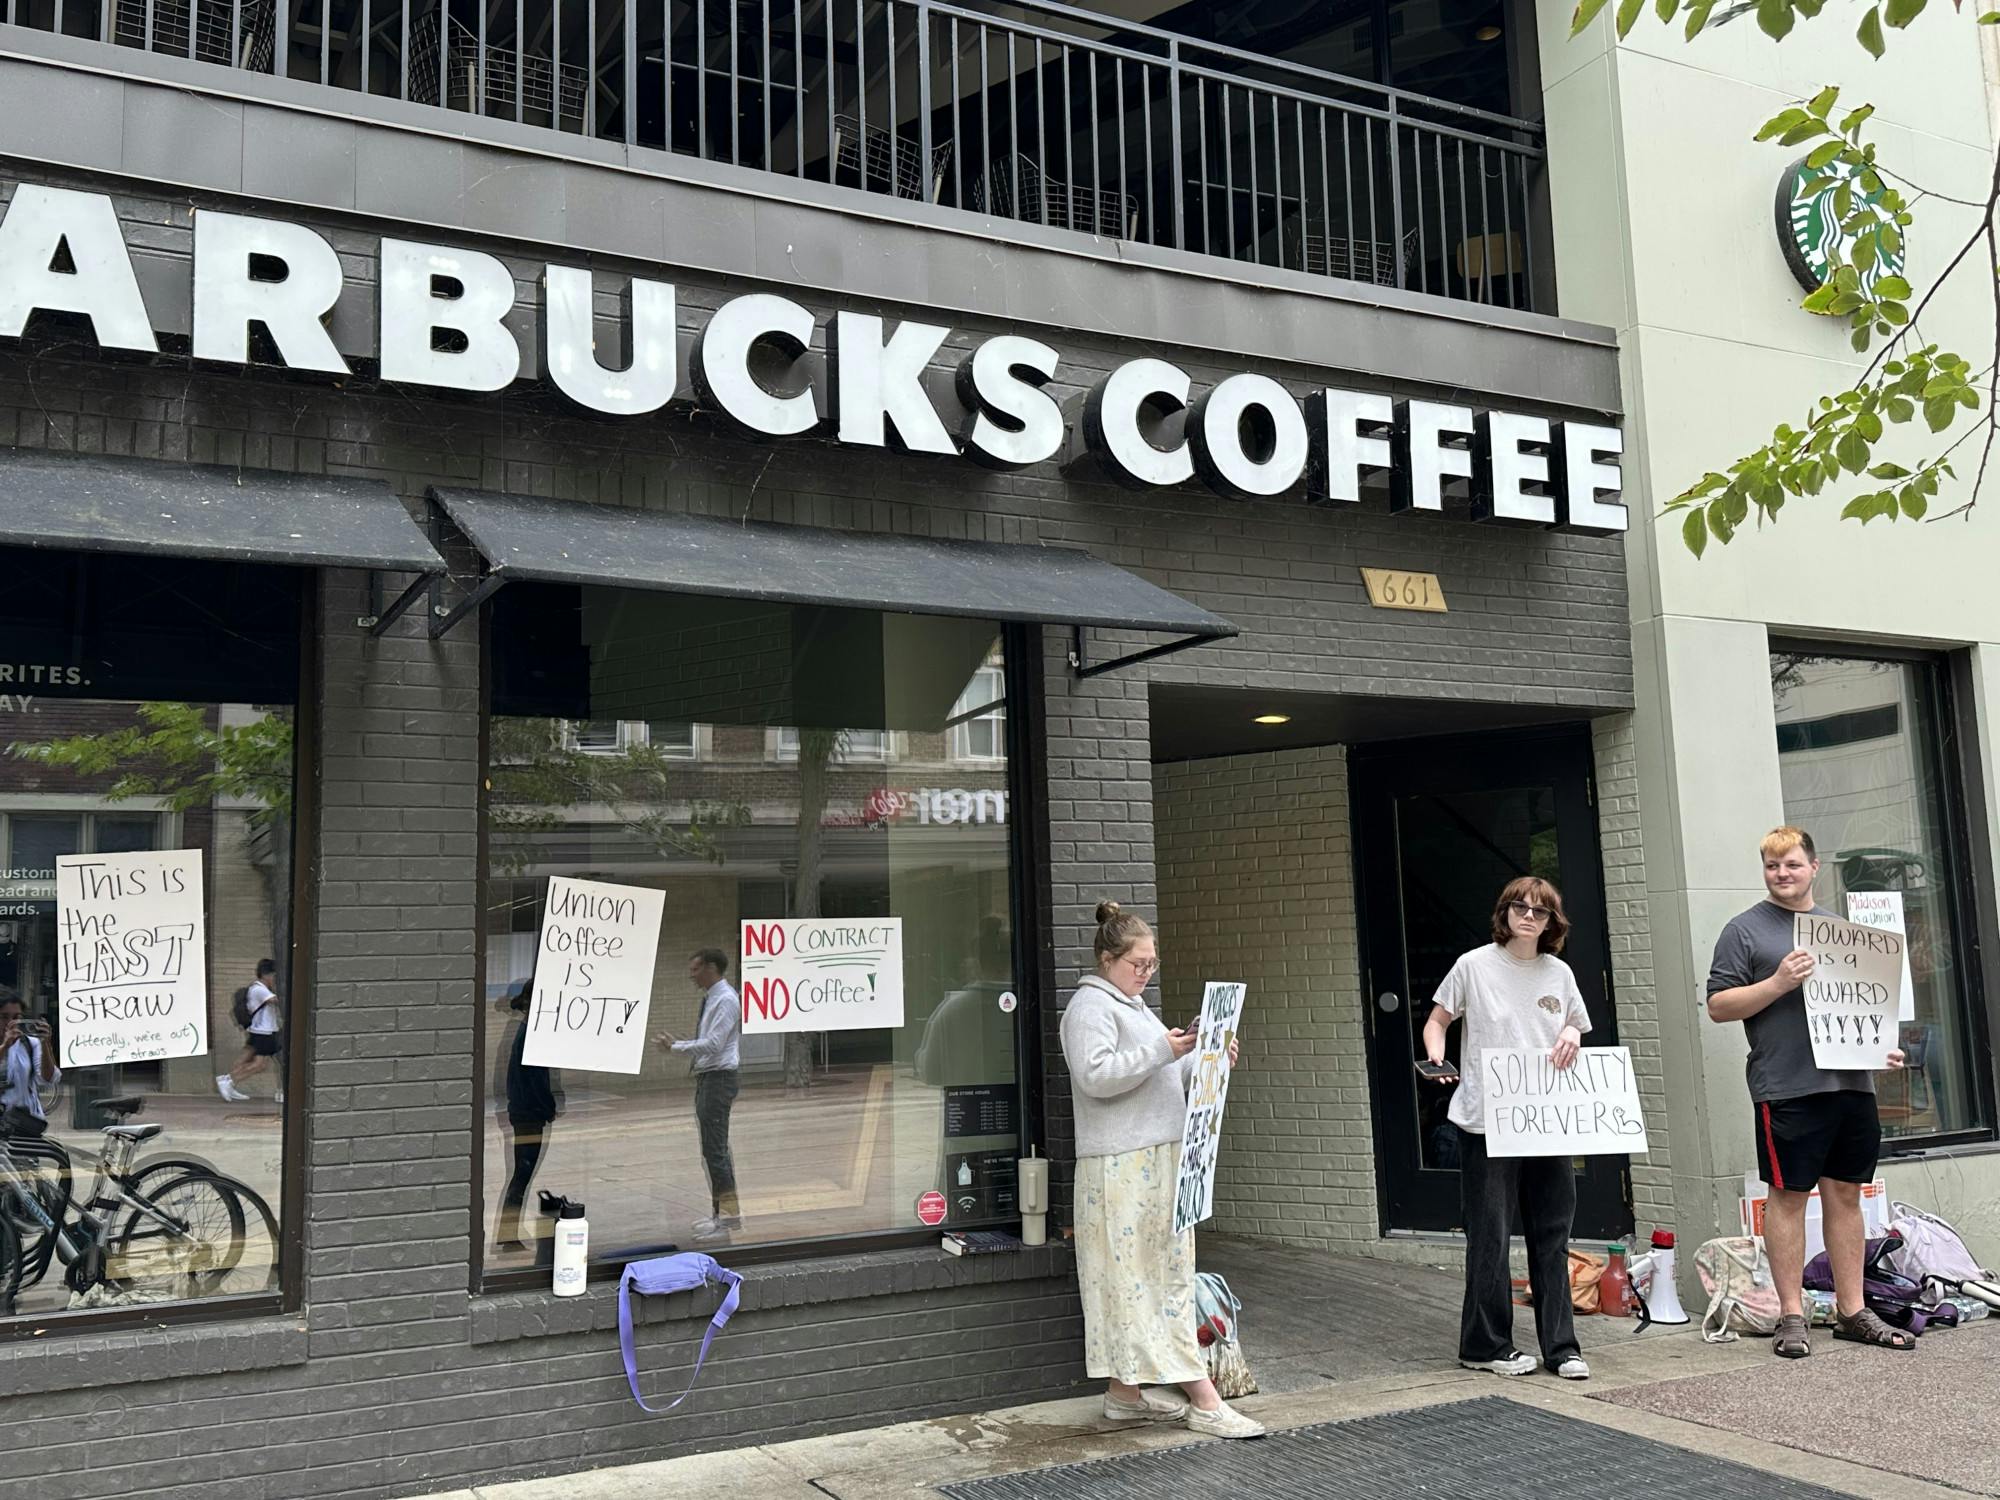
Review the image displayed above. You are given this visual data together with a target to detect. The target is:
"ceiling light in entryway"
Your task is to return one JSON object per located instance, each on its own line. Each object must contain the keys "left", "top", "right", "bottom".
{"left": 1254, "top": 714, "right": 1292, "bottom": 725}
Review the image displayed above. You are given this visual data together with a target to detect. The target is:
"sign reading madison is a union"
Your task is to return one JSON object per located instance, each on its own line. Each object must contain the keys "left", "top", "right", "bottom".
{"left": 0, "top": 182, "right": 1625, "bottom": 533}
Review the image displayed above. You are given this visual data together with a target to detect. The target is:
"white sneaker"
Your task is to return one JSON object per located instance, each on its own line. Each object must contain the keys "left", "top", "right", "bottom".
{"left": 1556, "top": 1355, "right": 1591, "bottom": 1380}
{"left": 1185, "top": 1402, "right": 1266, "bottom": 1440}
{"left": 1460, "top": 1350, "right": 1538, "bottom": 1376}
{"left": 216, "top": 1077, "right": 249, "bottom": 1102}
{"left": 1103, "top": 1387, "right": 1189, "bottom": 1423}
{"left": 274, "top": 1089, "right": 285, "bottom": 1106}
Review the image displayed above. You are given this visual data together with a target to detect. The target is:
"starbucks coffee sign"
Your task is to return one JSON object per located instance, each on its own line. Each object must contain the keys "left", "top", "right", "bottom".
{"left": 0, "top": 182, "right": 1625, "bottom": 533}
{"left": 1776, "top": 154, "right": 1906, "bottom": 299}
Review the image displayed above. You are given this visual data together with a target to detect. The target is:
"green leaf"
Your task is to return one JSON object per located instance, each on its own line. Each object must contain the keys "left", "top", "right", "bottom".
{"left": 1840, "top": 103, "right": 1876, "bottom": 134}
{"left": 1852, "top": 231, "right": 1878, "bottom": 270}
{"left": 1682, "top": 507, "right": 1709, "bottom": 557}
{"left": 1923, "top": 397, "right": 1956, "bottom": 431}
{"left": 1616, "top": 0, "right": 1647, "bottom": 33}
{"left": 1855, "top": 410, "right": 1884, "bottom": 441}
{"left": 1880, "top": 301, "right": 1909, "bottom": 326}
{"left": 1757, "top": 109, "right": 1808, "bottom": 142}
{"left": 1883, "top": 0, "right": 1923, "bottom": 27}
{"left": 1805, "top": 139, "right": 1844, "bottom": 170}
{"left": 1874, "top": 275, "right": 1911, "bottom": 300}
{"left": 1757, "top": 0, "right": 1795, "bottom": 37}
{"left": 1858, "top": 5, "right": 1886, "bottom": 56}
{"left": 1708, "top": 499, "right": 1737, "bottom": 542}
{"left": 1806, "top": 85, "right": 1839, "bottom": 118}
{"left": 1571, "top": 0, "right": 1613, "bottom": 33}
{"left": 1840, "top": 495, "right": 1875, "bottom": 522}
{"left": 1655, "top": 0, "right": 1678, "bottom": 18}
{"left": 1780, "top": 119, "right": 1827, "bottom": 145}
{"left": 1880, "top": 223, "right": 1902, "bottom": 255}
{"left": 1836, "top": 429, "right": 1871, "bottom": 472}
{"left": 1900, "top": 488, "right": 1928, "bottom": 519}
{"left": 1851, "top": 326, "right": 1872, "bottom": 352}
{"left": 1885, "top": 396, "right": 1915, "bottom": 422}
{"left": 1801, "top": 285, "right": 1840, "bottom": 312}
{"left": 1868, "top": 461, "right": 1911, "bottom": 479}
{"left": 1981, "top": 9, "right": 2000, "bottom": 19}
{"left": 1685, "top": 0, "right": 1717, "bottom": 36}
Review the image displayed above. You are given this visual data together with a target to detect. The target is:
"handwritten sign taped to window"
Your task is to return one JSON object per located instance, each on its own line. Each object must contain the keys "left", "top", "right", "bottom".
{"left": 522, "top": 877, "right": 665, "bottom": 1073}
{"left": 1482, "top": 1046, "right": 1649, "bottom": 1158}
{"left": 1174, "top": 981, "right": 1246, "bottom": 1234}
{"left": 1845, "top": 892, "right": 1917, "bottom": 1023}
{"left": 1796, "top": 912, "right": 1903, "bottom": 1070}
{"left": 739, "top": 918, "right": 904, "bottom": 1033}
{"left": 56, "top": 850, "right": 207, "bottom": 1068}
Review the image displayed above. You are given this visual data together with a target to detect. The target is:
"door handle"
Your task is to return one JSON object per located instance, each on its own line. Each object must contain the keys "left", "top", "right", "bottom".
{"left": 1377, "top": 991, "right": 1402, "bottom": 1013}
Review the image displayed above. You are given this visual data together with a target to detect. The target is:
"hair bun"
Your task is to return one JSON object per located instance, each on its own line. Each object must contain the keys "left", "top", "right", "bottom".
{"left": 1094, "top": 899, "right": 1123, "bottom": 924}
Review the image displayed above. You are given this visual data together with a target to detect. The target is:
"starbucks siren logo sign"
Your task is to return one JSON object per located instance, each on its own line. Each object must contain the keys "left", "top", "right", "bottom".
{"left": 1776, "top": 154, "right": 1905, "bottom": 303}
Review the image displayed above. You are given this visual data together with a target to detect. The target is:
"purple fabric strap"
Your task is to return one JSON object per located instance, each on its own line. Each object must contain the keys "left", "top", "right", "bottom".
{"left": 618, "top": 1253, "right": 744, "bottom": 1413}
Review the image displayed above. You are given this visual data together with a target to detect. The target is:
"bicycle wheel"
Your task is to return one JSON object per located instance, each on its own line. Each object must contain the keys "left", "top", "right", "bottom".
{"left": 126, "top": 1161, "right": 280, "bottom": 1291}
{"left": 108, "top": 1171, "right": 246, "bottom": 1299}
{"left": 1, "top": 1141, "right": 72, "bottom": 1291}
{"left": 0, "top": 1206, "right": 19, "bottom": 1316}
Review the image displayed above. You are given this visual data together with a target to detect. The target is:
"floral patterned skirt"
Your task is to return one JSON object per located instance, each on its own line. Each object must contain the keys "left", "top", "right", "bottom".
{"left": 1072, "top": 1141, "right": 1205, "bottom": 1385}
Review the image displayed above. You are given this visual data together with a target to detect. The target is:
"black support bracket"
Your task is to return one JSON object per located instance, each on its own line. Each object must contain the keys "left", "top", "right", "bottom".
{"left": 1068, "top": 624, "right": 1231, "bottom": 679}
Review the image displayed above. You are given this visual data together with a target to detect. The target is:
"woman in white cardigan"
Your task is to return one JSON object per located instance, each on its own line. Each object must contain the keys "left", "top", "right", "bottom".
{"left": 1059, "top": 901, "right": 1263, "bottom": 1441}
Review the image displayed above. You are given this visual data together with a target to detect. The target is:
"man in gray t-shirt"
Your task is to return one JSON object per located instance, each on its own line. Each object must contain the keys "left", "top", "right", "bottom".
{"left": 1705, "top": 826, "right": 1909, "bottom": 1357}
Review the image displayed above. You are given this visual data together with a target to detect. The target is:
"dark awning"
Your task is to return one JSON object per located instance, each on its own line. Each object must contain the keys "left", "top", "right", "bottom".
{"left": 0, "top": 447, "right": 445, "bottom": 573}
{"left": 430, "top": 488, "right": 1236, "bottom": 671}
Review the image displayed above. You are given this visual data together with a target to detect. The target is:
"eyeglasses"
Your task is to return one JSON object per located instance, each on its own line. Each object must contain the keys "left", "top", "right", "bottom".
{"left": 1125, "top": 955, "right": 1161, "bottom": 976}
{"left": 1508, "top": 901, "right": 1553, "bottom": 923}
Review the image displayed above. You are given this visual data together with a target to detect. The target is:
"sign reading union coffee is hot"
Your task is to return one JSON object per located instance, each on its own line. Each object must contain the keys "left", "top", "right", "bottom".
{"left": 0, "top": 182, "right": 1625, "bottom": 532}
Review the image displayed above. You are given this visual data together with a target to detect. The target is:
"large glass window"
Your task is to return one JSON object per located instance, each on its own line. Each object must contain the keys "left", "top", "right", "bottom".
{"left": 0, "top": 549, "right": 297, "bottom": 1322}
{"left": 1772, "top": 648, "right": 1991, "bottom": 1142}
{"left": 481, "top": 586, "right": 1020, "bottom": 1270}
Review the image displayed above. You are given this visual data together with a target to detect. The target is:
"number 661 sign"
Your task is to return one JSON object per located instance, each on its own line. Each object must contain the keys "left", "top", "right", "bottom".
{"left": 1359, "top": 567, "right": 1448, "bottom": 613}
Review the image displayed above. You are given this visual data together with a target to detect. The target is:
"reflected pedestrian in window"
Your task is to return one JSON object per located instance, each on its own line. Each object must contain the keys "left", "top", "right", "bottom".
{"left": 1420, "top": 877, "right": 1593, "bottom": 1380}
{"left": 1061, "top": 901, "right": 1263, "bottom": 1441}
{"left": 659, "top": 948, "right": 741, "bottom": 1245}
{"left": 1, "top": 993, "right": 59, "bottom": 1136}
{"left": 217, "top": 958, "right": 282, "bottom": 1104}
{"left": 497, "top": 983, "right": 562, "bottom": 1251}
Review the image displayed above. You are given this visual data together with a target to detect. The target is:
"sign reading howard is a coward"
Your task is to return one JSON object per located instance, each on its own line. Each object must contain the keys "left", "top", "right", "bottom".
{"left": 739, "top": 919, "right": 904, "bottom": 1032}
{"left": 1795, "top": 912, "right": 1903, "bottom": 1070}
{"left": 56, "top": 849, "right": 207, "bottom": 1068}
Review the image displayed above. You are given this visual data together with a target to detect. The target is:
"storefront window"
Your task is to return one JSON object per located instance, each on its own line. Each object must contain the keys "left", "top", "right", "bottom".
{"left": 0, "top": 549, "right": 297, "bottom": 1321}
{"left": 1772, "top": 649, "right": 1990, "bottom": 1142}
{"left": 481, "top": 586, "right": 1020, "bottom": 1270}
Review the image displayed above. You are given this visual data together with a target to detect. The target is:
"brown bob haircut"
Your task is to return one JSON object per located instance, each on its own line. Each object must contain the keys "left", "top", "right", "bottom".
{"left": 1491, "top": 876, "right": 1570, "bottom": 955}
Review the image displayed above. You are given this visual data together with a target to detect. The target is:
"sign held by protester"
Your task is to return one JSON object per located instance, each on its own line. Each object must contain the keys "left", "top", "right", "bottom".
{"left": 1795, "top": 912, "right": 1903, "bottom": 1070}
{"left": 55, "top": 849, "right": 207, "bottom": 1068}
{"left": 1483, "top": 1046, "right": 1649, "bottom": 1158}
{"left": 739, "top": 918, "right": 905, "bottom": 1033}
{"left": 523, "top": 877, "right": 666, "bottom": 1073}
{"left": 1845, "top": 892, "right": 1917, "bottom": 1023}
{"left": 1173, "top": 982, "right": 1247, "bottom": 1234}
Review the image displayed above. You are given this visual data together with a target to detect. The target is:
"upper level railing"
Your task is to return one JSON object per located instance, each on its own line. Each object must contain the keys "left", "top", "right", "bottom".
{"left": 3, "top": 0, "right": 1550, "bottom": 312}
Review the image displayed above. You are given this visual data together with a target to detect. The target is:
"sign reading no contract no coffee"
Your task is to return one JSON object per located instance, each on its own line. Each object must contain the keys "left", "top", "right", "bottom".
{"left": 739, "top": 918, "right": 905, "bottom": 1033}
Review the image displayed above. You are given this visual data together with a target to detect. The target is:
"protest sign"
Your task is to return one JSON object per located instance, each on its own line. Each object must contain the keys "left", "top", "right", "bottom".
{"left": 521, "top": 877, "right": 666, "bottom": 1073}
{"left": 1845, "top": 892, "right": 1917, "bottom": 1023}
{"left": 56, "top": 850, "right": 207, "bottom": 1068}
{"left": 1482, "top": 1045, "right": 1649, "bottom": 1158}
{"left": 740, "top": 918, "right": 904, "bottom": 1033}
{"left": 1795, "top": 912, "right": 1903, "bottom": 1070}
{"left": 1173, "top": 981, "right": 1246, "bottom": 1234}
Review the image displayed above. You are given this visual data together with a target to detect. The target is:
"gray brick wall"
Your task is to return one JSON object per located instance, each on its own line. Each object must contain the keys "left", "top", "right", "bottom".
{"left": 0, "top": 162, "right": 1638, "bottom": 1496}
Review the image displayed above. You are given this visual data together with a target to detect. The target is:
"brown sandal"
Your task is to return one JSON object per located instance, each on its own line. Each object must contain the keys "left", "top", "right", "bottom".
{"left": 1833, "top": 1307, "right": 1917, "bottom": 1351}
{"left": 1772, "top": 1312, "right": 1810, "bottom": 1359}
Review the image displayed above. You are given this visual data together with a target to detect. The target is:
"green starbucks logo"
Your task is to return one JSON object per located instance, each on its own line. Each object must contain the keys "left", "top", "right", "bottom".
{"left": 1776, "top": 154, "right": 1905, "bottom": 301}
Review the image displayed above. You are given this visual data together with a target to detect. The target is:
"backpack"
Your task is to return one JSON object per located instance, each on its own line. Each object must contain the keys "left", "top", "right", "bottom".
{"left": 1694, "top": 1236, "right": 1781, "bottom": 1342}
{"left": 1885, "top": 1203, "right": 1993, "bottom": 1295}
{"left": 230, "top": 986, "right": 254, "bottom": 1029}
{"left": 1805, "top": 1230, "right": 1961, "bottom": 1336}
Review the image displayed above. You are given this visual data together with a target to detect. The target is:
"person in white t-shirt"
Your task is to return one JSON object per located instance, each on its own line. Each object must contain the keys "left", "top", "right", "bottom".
{"left": 218, "top": 958, "right": 283, "bottom": 1103}
{"left": 1421, "top": 876, "right": 1593, "bottom": 1382}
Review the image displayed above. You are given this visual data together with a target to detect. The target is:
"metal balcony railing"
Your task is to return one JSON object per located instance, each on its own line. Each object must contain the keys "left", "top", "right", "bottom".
{"left": 2, "top": 0, "right": 1549, "bottom": 311}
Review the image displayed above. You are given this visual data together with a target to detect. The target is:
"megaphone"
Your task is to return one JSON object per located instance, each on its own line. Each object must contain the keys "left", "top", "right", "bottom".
{"left": 1629, "top": 1229, "right": 1690, "bottom": 1327}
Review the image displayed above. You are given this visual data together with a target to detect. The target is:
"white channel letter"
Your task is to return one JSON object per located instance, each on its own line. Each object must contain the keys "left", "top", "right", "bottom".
{"left": 1305, "top": 389, "right": 1394, "bottom": 505}
{"left": 1472, "top": 411, "right": 1555, "bottom": 525}
{"left": 956, "top": 335, "right": 1063, "bottom": 469}
{"left": 191, "top": 211, "right": 348, "bottom": 373}
{"left": 1392, "top": 400, "right": 1475, "bottom": 514}
{"left": 0, "top": 184, "right": 156, "bottom": 352}
{"left": 831, "top": 311, "right": 956, "bottom": 454}
{"left": 542, "top": 266, "right": 677, "bottom": 416}
{"left": 1556, "top": 423, "right": 1628, "bottom": 533}
{"left": 1083, "top": 358, "right": 1195, "bottom": 488}
{"left": 1189, "top": 373, "right": 1308, "bottom": 500}
{"left": 378, "top": 239, "right": 520, "bottom": 392}
{"left": 693, "top": 293, "right": 819, "bottom": 437}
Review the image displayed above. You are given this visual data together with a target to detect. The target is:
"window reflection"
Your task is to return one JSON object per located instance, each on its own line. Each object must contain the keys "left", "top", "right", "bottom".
{"left": 482, "top": 588, "right": 1020, "bottom": 1266}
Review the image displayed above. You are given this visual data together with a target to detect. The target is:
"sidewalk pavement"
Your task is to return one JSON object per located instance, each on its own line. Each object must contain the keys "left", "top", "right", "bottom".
{"left": 397, "top": 1234, "right": 1995, "bottom": 1500}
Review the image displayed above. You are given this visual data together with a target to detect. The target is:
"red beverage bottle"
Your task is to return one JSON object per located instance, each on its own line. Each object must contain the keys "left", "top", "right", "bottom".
{"left": 1598, "top": 1242, "right": 1634, "bottom": 1317}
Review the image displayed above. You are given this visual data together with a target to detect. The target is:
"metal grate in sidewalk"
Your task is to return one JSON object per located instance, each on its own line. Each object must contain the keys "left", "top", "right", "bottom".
{"left": 937, "top": 1396, "right": 1859, "bottom": 1500}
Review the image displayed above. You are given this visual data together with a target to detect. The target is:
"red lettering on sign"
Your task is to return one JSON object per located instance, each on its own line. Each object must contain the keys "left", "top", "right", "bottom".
{"left": 744, "top": 923, "right": 785, "bottom": 958}
{"left": 742, "top": 978, "right": 791, "bottom": 1022}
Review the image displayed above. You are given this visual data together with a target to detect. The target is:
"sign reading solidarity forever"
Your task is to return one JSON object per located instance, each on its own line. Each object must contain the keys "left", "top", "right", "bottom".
{"left": 739, "top": 918, "right": 905, "bottom": 1033}
{"left": 522, "top": 877, "right": 666, "bottom": 1074}
{"left": 1483, "top": 1046, "right": 1649, "bottom": 1158}
{"left": 1845, "top": 892, "right": 1918, "bottom": 1023}
{"left": 1795, "top": 913, "right": 1903, "bottom": 1070}
{"left": 1173, "top": 981, "right": 1246, "bottom": 1234}
{"left": 56, "top": 849, "right": 207, "bottom": 1068}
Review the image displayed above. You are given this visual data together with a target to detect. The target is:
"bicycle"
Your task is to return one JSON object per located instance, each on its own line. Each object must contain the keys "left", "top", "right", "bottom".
{"left": 0, "top": 1095, "right": 276, "bottom": 1311}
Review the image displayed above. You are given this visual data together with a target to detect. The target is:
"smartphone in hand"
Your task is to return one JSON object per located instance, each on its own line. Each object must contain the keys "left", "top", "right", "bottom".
{"left": 1414, "top": 1059, "right": 1459, "bottom": 1083}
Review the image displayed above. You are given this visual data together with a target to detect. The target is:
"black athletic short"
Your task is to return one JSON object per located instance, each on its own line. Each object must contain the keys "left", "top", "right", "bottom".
{"left": 1754, "top": 1090, "right": 1881, "bottom": 1193}
{"left": 248, "top": 1032, "right": 282, "bottom": 1058}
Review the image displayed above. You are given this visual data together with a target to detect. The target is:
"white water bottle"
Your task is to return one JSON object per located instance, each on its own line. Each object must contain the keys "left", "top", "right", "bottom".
{"left": 552, "top": 1200, "right": 589, "bottom": 1297}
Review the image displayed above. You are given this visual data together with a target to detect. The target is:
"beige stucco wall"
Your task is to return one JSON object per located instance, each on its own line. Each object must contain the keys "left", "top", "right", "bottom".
{"left": 1542, "top": 2, "right": 2000, "bottom": 1267}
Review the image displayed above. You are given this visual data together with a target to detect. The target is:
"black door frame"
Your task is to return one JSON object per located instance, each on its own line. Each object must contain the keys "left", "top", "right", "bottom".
{"left": 1352, "top": 722, "right": 1634, "bottom": 1239}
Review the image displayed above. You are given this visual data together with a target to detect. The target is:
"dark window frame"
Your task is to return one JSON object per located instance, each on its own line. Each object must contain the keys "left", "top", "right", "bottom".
{"left": 1771, "top": 637, "right": 1998, "bottom": 1152}
{"left": 470, "top": 603, "right": 1048, "bottom": 1291}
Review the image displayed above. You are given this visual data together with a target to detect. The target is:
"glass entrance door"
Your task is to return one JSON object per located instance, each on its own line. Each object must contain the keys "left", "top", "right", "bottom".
{"left": 1354, "top": 727, "right": 1632, "bottom": 1238}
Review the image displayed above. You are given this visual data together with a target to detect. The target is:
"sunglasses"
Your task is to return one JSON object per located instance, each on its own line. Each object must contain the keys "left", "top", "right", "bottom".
{"left": 1508, "top": 901, "right": 1554, "bottom": 922}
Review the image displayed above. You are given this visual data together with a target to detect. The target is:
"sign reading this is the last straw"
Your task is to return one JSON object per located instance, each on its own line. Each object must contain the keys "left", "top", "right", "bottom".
{"left": 56, "top": 849, "right": 208, "bottom": 1068}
